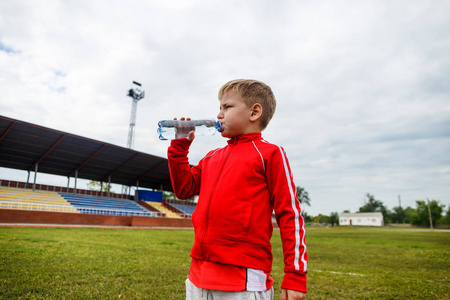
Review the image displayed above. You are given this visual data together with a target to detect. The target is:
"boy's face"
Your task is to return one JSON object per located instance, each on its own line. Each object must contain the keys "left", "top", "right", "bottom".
{"left": 217, "top": 90, "right": 254, "bottom": 138}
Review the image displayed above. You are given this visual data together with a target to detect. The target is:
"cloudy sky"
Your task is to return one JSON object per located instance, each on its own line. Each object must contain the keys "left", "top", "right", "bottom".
{"left": 1, "top": 0, "right": 449, "bottom": 216}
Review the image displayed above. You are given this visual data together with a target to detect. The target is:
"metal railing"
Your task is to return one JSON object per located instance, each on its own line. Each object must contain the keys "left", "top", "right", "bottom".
{"left": 75, "top": 207, "right": 161, "bottom": 217}
{"left": 0, "top": 201, "right": 164, "bottom": 217}
{"left": 0, "top": 180, "right": 130, "bottom": 199}
{"left": 0, "top": 201, "right": 78, "bottom": 213}
{"left": 163, "top": 199, "right": 196, "bottom": 218}
{"left": 144, "top": 201, "right": 192, "bottom": 219}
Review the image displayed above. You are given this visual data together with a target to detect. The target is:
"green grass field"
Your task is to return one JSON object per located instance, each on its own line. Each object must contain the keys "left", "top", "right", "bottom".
{"left": 1, "top": 226, "right": 449, "bottom": 299}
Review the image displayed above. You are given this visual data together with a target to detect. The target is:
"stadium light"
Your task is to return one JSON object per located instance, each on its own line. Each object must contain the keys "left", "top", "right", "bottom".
{"left": 126, "top": 81, "right": 145, "bottom": 149}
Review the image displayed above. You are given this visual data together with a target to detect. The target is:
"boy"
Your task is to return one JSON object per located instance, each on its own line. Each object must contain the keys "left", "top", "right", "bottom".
{"left": 167, "top": 79, "right": 308, "bottom": 300}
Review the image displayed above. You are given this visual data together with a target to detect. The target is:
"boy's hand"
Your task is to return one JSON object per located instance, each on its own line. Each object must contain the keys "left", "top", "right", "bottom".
{"left": 281, "top": 289, "right": 306, "bottom": 300}
{"left": 174, "top": 117, "right": 195, "bottom": 141}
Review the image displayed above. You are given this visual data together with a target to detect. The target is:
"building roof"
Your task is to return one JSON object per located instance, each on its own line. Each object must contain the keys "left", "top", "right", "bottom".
{"left": 0, "top": 115, "right": 173, "bottom": 192}
{"left": 339, "top": 212, "right": 383, "bottom": 218}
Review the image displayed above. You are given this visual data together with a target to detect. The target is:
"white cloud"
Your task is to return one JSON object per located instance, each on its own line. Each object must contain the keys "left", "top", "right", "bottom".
{"left": 0, "top": 0, "right": 449, "bottom": 216}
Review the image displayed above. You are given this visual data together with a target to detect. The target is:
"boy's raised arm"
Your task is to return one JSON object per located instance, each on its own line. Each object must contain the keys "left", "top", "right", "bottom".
{"left": 167, "top": 137, "right": 201, "bottom": 200}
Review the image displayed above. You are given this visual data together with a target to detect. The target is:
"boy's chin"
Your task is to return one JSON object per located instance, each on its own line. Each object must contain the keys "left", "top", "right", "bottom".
{"left": 220, "top": 127, "right": 239, "bottom": 138}
{"left": 220, "top": 131, "right": 232, "bottom": 138}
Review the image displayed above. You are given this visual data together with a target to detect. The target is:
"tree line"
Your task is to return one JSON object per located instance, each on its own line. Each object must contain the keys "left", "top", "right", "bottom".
{"left": 297, "top": 188, "right": 450, "bottom": 226}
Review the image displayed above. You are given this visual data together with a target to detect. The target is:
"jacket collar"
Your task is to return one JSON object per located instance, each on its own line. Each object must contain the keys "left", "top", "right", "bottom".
{"left": 227, "top": 132, "right": 262, "bottom": 145}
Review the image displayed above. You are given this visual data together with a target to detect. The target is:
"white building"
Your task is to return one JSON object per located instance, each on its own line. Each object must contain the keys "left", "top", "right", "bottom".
{"left": 339, "top": 212, "right": 384, "bottom": 227}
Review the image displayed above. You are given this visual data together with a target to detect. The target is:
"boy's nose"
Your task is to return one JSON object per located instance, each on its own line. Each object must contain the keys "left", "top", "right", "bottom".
{"left": 217, "top": 111, "right": 223, "bottom": 120}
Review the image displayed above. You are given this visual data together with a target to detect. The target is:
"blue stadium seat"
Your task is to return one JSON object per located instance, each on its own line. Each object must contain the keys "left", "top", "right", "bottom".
{"left": 172, "top": 204, "right": 196, "bottom": 215}
{"left": 59, "top": 193, "right": 155, "bottom": 217}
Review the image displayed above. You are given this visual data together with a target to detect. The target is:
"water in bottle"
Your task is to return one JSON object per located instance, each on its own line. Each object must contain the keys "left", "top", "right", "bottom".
{"left": 157, "top": 118, "right": 222, "bottom": 140}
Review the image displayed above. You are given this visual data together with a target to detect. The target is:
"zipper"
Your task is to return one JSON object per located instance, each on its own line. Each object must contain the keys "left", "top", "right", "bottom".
{"left": 200, "top": 139, "right": 237, "bottom": 258}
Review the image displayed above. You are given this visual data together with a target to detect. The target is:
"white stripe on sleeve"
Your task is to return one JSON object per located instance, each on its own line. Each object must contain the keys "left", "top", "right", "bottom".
{"left": 278, "top": 146, "right": 307, "bottom": 272}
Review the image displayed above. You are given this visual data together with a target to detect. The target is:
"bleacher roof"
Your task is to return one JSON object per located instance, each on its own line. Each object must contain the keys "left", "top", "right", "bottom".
{"left": 0, "top": 115, "right": 173, "bottom": 192}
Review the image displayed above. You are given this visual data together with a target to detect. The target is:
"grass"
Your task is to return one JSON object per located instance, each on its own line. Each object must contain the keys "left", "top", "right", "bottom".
{"left": 0, "top": 226, "right": 449, "bottom": 299}
{"left": 300, "top": 227, "right": 449, "bottom": 299}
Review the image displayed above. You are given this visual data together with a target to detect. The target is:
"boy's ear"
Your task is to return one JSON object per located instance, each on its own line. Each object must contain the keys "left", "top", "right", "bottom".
{"left": 250, "top": 103, "right": 263, "bottom": 122}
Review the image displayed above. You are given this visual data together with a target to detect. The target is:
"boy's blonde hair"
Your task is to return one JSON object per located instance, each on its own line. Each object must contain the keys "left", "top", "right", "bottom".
{"left": 218, "top": 79, "right": 276, "bottom": 130}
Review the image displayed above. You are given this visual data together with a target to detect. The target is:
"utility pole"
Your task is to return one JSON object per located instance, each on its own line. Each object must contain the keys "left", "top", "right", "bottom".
{"left": 427, "top": 198, "right": 433, "bottom": 230}
{"left": 126, "top": 81, "right": 145, "bottom": 149}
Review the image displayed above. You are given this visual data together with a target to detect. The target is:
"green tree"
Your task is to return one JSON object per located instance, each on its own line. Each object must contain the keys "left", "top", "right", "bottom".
{"left": 164, "top": 191, "right": 197, "bottom": 203}
{"left": 404, "top": 206, "right": 415, "bottom": 223}
{"left": 359, "top": 193, "right": 391, "bottom": 223}
{"left": 296, "top": 186, "right": 311, "bottom": 206}
{"left": 163, "top": 191, "right": 176, "bottom": 199}
{"left": 380, "top": 205, "right": 392, "bottom": 224}
{"left": 329, "top": 212, "right": 339, "bottom": 226}
{"left": 87, "top": 180, "right": 112, "bottom": 192}
{"left": 444, "top": 205, "right": 450, "bottom": 224}
{"left": 391, "top": 206, "right": 406, "bottom": 223}
{"left": 313, "top": 214, "right": 329, "bottom": 224}
{"left": 359, "top": 193, "right": 383, "bottom": 212}
{"left": 411, "top": 200, "right": 444, "bottom": 226}
{"left": 301, "top": 211, "right": 312, "bottom": 223}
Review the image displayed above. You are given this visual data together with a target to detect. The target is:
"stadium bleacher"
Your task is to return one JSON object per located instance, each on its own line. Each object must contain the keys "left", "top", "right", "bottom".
{"left": 0, "top": 182, "right": 198, "bottom": 224}
{"left": 0, "top": 186, "right": 79, "bottom": 213}
{"left": 59, "top": 192, "right": 156, "bottom": 217}
{"left": 0, "top": 186, "right": 163, "bottom": 217}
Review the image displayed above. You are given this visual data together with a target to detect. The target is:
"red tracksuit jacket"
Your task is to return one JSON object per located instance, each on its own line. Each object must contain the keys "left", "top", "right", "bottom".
{"left": 168, "top": 133, "right": 308, "bottom": 292}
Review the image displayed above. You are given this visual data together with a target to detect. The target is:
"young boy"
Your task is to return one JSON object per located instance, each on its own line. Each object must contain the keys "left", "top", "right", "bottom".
{"left": 167, "top": 79, "right": 308, "bottom": 300}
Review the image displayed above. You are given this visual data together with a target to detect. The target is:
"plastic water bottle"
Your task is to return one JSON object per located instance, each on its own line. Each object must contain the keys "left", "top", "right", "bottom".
{"left": 157, "top": 118, "right": 222, "bottom": 140}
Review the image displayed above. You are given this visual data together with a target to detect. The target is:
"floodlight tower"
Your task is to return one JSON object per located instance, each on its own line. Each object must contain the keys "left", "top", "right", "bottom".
{"left": 126, "top": 81, "right": 145, "bottom": 149}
